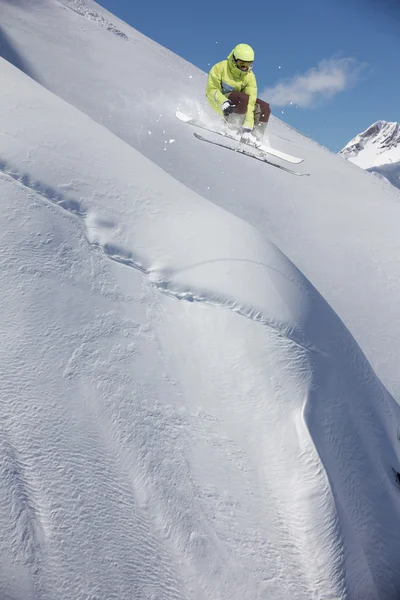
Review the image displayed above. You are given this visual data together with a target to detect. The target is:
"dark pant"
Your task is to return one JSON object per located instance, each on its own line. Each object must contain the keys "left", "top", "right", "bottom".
{"left": 227, "top": 91, "right": 271, "bottom": 124}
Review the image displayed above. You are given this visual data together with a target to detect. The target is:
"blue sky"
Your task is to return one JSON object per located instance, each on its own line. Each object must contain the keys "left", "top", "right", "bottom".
{"left": 97, "top": 0, "right": 400, "bottom": 151}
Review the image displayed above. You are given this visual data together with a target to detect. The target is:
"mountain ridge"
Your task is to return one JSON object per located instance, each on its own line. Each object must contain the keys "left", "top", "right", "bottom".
{"left": 340, "top": 119, "right": 400, "bottom": 189}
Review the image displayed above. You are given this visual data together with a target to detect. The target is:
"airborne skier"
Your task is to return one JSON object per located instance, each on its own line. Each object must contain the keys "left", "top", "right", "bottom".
{"left": 176, "top": 45, "right": 303, "bottom": 170}
{"left": 206, "top": 44, "right": 271, "bottom": 147}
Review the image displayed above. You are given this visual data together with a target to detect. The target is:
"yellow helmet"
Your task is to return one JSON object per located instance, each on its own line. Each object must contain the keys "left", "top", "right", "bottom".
{"left": 232, "top": 43, "right": 255, "bottom": 62}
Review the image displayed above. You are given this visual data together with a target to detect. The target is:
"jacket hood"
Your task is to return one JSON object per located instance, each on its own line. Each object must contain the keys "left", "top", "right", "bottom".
{"left": 227, "top": 50, "right": 249, "bottom": 79}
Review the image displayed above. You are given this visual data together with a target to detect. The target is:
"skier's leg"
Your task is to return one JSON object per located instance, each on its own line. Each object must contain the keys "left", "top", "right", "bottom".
{"left": 223, "top": 92, "right": 271, "bottom": 146}
{"left": 225, "top": 91, "right": 249, "bottom": 132}
{"left": 227, "top": 91, "right": 249, "bottom": 114}
{"left": 254, "top": 102, "right": 262, "bottom": 126}
{"left": 253, "top": 99, "right": 271, "bottom": 143}
{"left": 258, "top": 99, "right": 271, "bottom": 123}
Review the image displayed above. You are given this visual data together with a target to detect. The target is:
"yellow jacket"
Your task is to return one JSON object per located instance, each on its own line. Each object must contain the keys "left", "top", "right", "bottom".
{"left": 206, "top": 51, "right": 257, "bottom": 129}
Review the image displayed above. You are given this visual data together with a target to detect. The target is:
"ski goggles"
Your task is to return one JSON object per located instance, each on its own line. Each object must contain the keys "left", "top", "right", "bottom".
{"left": 234, "top": 58, "right": 253, "bottom": 72}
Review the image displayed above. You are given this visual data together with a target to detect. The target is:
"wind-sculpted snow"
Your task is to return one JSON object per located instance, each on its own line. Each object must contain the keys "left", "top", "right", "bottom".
{"left": 2, "top": 9, "right": 400, "bottom": 600}
{"left": 1, "top": 158, "right": 319, "bottom": 356}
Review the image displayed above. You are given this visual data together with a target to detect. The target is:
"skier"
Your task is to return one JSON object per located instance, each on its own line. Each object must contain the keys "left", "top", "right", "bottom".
{"left": 206, "top": 44, "right": 271, "bottom": 147}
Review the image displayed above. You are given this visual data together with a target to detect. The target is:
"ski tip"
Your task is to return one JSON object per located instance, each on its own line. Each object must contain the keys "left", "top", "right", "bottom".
{"left": 175, "top": 111, "right": 192, "bottom": 123}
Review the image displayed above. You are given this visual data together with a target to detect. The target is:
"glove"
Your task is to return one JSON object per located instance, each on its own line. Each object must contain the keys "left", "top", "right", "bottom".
{"left": 241, "top": 125, "right": 253, "bottom": 133}
{"left": 221, "top": 100, "right": 234, "bottom": 117}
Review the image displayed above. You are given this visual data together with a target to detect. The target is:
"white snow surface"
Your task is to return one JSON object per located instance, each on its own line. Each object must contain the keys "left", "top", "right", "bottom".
{"left": 340, "top": 120, "right": 400, "bottom": 190}
{"left": 1, "top": 1, "right": 400, "bottom": 599}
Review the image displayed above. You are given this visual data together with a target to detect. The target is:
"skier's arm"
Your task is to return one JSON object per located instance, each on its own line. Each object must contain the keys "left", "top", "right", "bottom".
{"left": 206, "top": 64, "right": 227, "bottom": 110}
{"left": 243, "top": 73, "right": 257, "bottom": 129}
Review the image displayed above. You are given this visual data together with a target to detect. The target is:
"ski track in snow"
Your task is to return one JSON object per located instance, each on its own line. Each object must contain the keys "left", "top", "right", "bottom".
{"left": 0, "top": 162, "right": 320, "bottom": 356}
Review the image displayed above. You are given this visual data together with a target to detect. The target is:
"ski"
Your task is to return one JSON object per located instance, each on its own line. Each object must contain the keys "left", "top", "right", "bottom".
{"left": 175, "top": 111, "right": 304, "bottom": 164}
{"left": 193, "top": 132, "right": 309, "bottom": 177}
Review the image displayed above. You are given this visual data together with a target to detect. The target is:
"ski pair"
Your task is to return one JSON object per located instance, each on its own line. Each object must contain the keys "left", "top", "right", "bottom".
{"left": 175, "top": 111, "right": 304, "bottom": 165}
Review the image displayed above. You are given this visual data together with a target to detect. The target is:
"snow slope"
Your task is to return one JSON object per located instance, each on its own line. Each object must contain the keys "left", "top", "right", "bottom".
{"left": 3, "top": 0, "right": 400, "bottom": 397}
{"left": 340, "top": 120, "right": 400, "bottom": 190}
{"left": 2, "top": 1, "right": 400, "bottom": 599}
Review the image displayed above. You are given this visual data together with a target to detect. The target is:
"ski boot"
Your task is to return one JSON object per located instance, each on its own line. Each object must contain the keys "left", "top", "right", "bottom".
{"left": 252, "top": 121, "right": 269, "bottom": 149}
{"left": 224, "top": 112, "right": 244, "bottom": 139}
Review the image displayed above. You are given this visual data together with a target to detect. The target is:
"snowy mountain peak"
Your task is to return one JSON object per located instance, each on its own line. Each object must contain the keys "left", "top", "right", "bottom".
{"left": 340, "top": 120, "right": 400, "bottom": 190}
{"left": 340, "top": 120, "right": 400, "bottom": 168}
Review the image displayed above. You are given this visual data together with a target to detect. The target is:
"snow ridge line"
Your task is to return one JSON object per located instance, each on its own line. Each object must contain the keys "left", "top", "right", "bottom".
{"left": 151, "top": 280, "right": 322, "bottom": 354}
{"left": 0, "top": 164, "right": 320, "bottom": 355}
{"left": 61, "top": 0, "right": 129, "bottom": 40}
{"left": 0, "top": 162, "right": 86, "bottom": 217}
